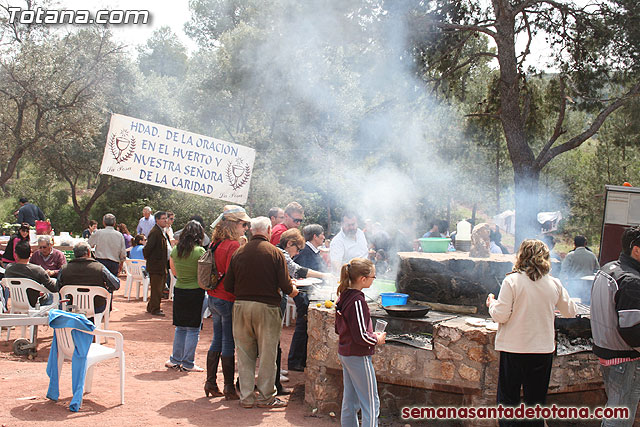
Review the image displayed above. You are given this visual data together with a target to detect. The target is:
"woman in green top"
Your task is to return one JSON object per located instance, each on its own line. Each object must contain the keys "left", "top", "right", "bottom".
{"left": 166, "top": 220, "right": 206, "bottom": 372}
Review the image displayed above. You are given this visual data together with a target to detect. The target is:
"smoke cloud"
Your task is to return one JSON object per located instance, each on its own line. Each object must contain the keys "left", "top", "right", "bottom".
{"left": 222, "top": 0, "right": 465, "bottom": 231}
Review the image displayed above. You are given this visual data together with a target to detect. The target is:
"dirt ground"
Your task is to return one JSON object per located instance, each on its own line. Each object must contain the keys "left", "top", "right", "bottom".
{"left": 0, "top": 284, "right": 338, "bottom": 426}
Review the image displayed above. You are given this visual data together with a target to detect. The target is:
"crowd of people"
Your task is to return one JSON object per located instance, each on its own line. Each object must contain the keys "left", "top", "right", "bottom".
{"left": 0, "top": 200, "right": 389, "bottom": 415}
{"left": 5, "top": 196, "right": 640, "bottom": 425}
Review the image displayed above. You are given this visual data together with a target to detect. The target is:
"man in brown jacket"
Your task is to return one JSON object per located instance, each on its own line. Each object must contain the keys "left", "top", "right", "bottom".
{"left": 225, "top": 216, "right": 298, "bottom": 409}
{"left": 143, "top": 211, "right": 168, "bottom": 316}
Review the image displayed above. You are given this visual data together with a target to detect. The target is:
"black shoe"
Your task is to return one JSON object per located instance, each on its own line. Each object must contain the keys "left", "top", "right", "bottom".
{"left": 276, "top": 387, "right": 292, "bottom": 396}
{"left": 288, "top": 365, "right": 304, "bottom": 372}
{"left": 151, "top": 310, "right": 165, "bottom": 317}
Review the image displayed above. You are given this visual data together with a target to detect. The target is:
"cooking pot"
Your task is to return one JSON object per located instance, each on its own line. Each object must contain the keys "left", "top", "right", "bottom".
{"left": 382, "top": 304, "right": 431, "bottom": 318}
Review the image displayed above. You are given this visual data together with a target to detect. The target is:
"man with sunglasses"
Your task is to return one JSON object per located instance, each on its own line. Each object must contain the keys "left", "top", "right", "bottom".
{"left": 591, "top": 226, "right": 640, "bottom": 426}
{"left": 29, "top": 236, "right": 66, "bottom": 277}
{"left": 269, "top": 202, "right": 304, "bottom": 246}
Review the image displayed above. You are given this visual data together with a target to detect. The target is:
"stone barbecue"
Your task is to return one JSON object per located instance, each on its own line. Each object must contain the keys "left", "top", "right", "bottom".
{"left": 305, "top": 306, "right": 605, "bottom": 426}
{"left": 304, "top": 251, "right": 608, "bottom": 426}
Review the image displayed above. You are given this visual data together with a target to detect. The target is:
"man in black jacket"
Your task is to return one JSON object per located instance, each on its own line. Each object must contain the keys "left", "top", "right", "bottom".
{"left": 17, "top": 197, "right": 45, "bottom": 226}
{"left": 143, "top": 211, "right": 168, "bottom": 316}
{"left": 591, "top": 226, "right": 640, "bottom": 426}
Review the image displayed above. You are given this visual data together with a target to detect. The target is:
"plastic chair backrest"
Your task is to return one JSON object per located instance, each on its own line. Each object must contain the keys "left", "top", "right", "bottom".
{"left": 56, "top": 327, "right": 76, "bottom": 360}
{"left": 2, "top": 277, "right": 57, "bottom": 313}
{"left": 58, "top": 285, "right": 111, "bottom": 321}
{"left": 124, "top": 259, "right": 146, "bottom": 279}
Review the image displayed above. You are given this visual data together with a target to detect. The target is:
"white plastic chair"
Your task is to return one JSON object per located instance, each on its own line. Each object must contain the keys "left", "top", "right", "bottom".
{"left": 3, "top": 277, "right": 59, "bottom": 341}
{"left": 58, "top": 286, "right": 111, "bottom": 332}
{"left": 123, "top": 259, "right": 150, "bottom": 302}
{"left": 282, "top": 295, "right": 297, "bottom": 327}
{"left": 54, "top": 327, "right": 125, "bottom": 405}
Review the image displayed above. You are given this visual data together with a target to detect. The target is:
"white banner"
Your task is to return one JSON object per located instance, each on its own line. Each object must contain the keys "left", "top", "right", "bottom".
{"left": 100, "top": 114, "right": 255, "bottom": 204}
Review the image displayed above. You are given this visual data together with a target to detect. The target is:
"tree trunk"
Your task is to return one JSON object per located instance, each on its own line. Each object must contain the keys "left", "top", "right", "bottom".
{"left": 79, "top": 211, "right": 90, "bottom": 229}
{"left": 1, "top": 146, "right": 26, "bottom": 187}
{"left": 493, "top": 0, "right": 538, "bottom": 246}
{"left": 70, "top": 175, "right": 111, "bottom": 229}
{"left": 513, "top": 163, "right": 540, "bottom": 245}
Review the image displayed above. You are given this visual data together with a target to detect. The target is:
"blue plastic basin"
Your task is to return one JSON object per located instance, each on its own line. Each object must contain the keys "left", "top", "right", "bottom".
{"left": 380, "top": 292, "right": 409, "bottom": 307}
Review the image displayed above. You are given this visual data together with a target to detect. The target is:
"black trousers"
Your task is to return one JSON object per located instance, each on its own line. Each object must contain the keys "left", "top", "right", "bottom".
{"left": 287, "top": 293, "right": 309, "bottom": 369}
{"left": 97, "top": 258, "right": 120, "bottom": 276}
{"left": 497, "top": 351, "right": 554, "bottom": 427}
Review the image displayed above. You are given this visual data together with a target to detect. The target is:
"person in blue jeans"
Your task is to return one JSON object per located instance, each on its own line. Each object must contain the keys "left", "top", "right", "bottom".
{"left": 204, "top": 205, "right": 251, "bottom": 400}
{"left": 335, "top": 257, "right": 385, "bottom": 427}
{"left": 167, "top": 221, "right": 206, "bottom": 372}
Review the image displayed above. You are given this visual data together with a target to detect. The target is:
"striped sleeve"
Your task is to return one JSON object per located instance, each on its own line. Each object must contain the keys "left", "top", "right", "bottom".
{"left": 348, "top": 299, "right": 377, "bottom": 346}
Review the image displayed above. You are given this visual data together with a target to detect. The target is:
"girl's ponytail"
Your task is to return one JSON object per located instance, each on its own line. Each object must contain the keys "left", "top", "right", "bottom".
{"left": 337, "top": 263, "right": 351, "bottom": 296}
{"left": 337, "top": 258, "right": 374, "bottom": 296}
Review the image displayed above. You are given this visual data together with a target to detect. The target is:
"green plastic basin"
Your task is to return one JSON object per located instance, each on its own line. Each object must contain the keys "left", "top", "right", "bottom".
{"left": 418, "top": 237, "right": 451, "bottom": 253}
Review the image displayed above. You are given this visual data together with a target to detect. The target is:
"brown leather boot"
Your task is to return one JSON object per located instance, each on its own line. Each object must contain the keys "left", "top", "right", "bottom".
{"left": 204, "top": 351, "right": 223, "bottom": 397}
{"left": 221, "top": 356, "right": 239, "bottom": 400}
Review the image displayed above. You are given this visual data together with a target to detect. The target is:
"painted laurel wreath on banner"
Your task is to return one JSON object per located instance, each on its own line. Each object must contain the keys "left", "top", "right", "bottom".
{"left": 109, "top": 130, "right": 136, "bottom": 164}
{"left": 226, "top": 159, "right": 251, "bottom": 191}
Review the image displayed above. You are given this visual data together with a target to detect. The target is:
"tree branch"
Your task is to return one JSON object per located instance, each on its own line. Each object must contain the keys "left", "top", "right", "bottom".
{"left": 465, "top": 112, "right": 500, "bottom": 119}
{"left": 425, "top": 52, "right": 497, "bottom": 86}
{"left": 535, "top": 77, "right": 567, "bottom": 167}
{"left": 436, "top": 22, "right": 497, "bottom": 39}
{"left": 517, "top": 12, "right": 533, "bottom": 69}
{"left": 536, "top": 82, "right": 640, "bottom": 169}
{"left": 512, "top": 0, "right": 539, "bottom": 16}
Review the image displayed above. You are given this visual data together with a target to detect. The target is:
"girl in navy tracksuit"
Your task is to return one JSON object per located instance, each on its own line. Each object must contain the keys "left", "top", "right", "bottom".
{"left": 335, "top": 257, "right": 386, "bottom": 427}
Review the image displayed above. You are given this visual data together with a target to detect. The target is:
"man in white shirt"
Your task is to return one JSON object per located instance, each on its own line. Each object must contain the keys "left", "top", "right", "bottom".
{"left": 330, "top": 211, "right": 369, "bottom": 273}
{"left": 136, "top": 206, "right": 156, "bottom": 237}
{"left": 164, "top": 211, "right": 175, "bottom": 243}
{"left": 163, "top": 211, "right": 175, "bottom": 295}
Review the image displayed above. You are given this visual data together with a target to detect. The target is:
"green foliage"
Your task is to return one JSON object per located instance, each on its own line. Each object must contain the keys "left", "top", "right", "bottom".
{"left": 137, "top": 26, "right": 188, "bottom": 78}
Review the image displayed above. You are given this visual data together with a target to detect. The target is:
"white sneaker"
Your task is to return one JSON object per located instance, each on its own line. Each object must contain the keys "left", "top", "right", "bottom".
{"left": 280, "top": 374, "right": 289, "bottom": 382}
{"left": 280, "top": 369, "right": 289, "bottom": 376}
{"left": 165, "top": 360, "right": 180, "bottom": 369}
{"left": 182, "top": 364, "right": 205, "bottom": 372}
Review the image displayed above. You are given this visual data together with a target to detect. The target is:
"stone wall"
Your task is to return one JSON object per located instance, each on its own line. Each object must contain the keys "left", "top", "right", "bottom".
{"left": 306, "top": 305, "right": 604, "bottom": 426}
